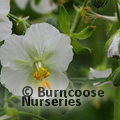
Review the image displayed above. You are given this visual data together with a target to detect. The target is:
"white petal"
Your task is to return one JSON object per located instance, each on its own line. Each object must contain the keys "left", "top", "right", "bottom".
{"left": 23, "top": 23, "right": 60, "bottom": 61}
{"left": 44, "top": 34, "right": 73, "bottom": 71}
{"left": 24, "top": 23, "right": 60, "bottom": 50}
{"left": 24, "top": 23, "right": 73, "bottom": 71}
{"left": 89, "top": 68, "right": 112, "bottom": 79}
{"left": 15, "top": 0, "right": 29, "bottom": 9}
{"left": 1, "top": 67, "right": 69, "bottom": 99}
{"left": 0, "top": 14, "right": 12, "bottom": 42}
{"left": 1, "top": 67, "right": 39, "bottom": 98}
{"left": 0, "top": 35, "right": 30, "bottom": 69}
{"left": 107, "top": 34, "right": 120, "bottom": 58}
{"left": 0, "top": 0, "right": 10, "bottom": 15}
{"left": 31, "top": 0, "right": 57, "bottom": 14}
{"left": 48, "top": 70, "right": 69, "bottom": 90}
{"left": 89, "top": 68, "right": 112, "bottom": 86}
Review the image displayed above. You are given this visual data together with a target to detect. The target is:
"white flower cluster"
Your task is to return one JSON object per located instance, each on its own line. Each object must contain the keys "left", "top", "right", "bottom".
{"left": 15, "top": 0, "right": 57, "bottom": 14}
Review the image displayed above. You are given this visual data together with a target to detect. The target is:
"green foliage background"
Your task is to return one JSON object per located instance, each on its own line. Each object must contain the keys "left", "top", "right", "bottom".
{"left": 0, "top": 0, "right": 117, "bottom": 120}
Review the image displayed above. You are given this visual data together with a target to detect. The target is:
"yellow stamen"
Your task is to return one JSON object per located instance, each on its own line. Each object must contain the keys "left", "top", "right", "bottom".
{"left": 85, "top": 16, "right": 90, "bottom": 24}
{"left": 42, "top": 81, "right": 47, "bottom": 88}
{"left": 46, "top": 80, "right": 51, "bottom": 90}
{"left": 38, "top": 83, "right": 41, "bottom": 87}
{"left": 90, "top": 26, "right": 95, "bottom": 29}
{"left": 84, "top": 5, "right": 89, "bottom": 11}
{"left": 34, "top": 67, "right": 51, "bottom": 89}
{"left": 38, "top": 83, "right": 42, "bottom": 91}
{"left": 81, "top": 5, "right": 89, "bottom": 21}
{"left": 39, "top": 67, "right": 45, "bottom": 72}
{"left": 81, "top": 9, "right": 85, "bottom": 17}
{"left": 34, "top": 67, "right": 50, "bottom": 80}
{"left": 34, "top": 71, "right": 40, "bottom": 80}
{"left": 45, "top": 72, "right": 50, "bottom": 78}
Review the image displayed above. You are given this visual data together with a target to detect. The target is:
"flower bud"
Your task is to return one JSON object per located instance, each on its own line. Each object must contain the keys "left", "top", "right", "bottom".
{"left": 90, "top": 0, "right": 109, "bottom": 8}
{"left": 105, "top": 29, "right": 120, "bottom": 58}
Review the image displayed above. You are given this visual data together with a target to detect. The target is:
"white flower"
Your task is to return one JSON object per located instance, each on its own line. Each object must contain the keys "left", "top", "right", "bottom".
{"left": 0, "top": 0, "right": 12, "bottom": 42}
{"left": 0, "top": 0, "right": 10, "bottom": 16}
{"left": 0, "top": 23, "right": 73, "bottom": 99}
{"left": 15, "top": 0, "right": 57, "bottom": 14}
{"left": 89, "top": 68, "right": 112, "bottom": 86}
{"left": 107, "top": 33, "right": 120, "bottom": 58}
{"left": 14, "top": 0, "right": 29, "bottom": 10}
{"left": 31, "top": 0, "right": 57, "bottom": 14}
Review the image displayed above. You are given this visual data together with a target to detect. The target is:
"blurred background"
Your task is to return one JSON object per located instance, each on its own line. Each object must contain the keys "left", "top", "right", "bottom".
{"left": 0, "top": 0, "right": 117, "bottom": 120}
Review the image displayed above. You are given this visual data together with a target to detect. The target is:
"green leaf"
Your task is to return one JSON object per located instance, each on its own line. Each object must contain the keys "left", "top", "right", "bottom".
{"left": 70, "top": 78, "right": 106, "bottom": 84}
{"left": 70, "top": 26, "right": 95, "bottom": 40}
{"left": 6, "top": 95, "right": 21, "bottom": 104}
{"left": 111, "top": 67, "right": 120, "bottom": 87}
{"left": 104, "top": 34, "right": 115, "bottom": 53}
{"left": 108, "top": 21, "right": 119, "bottom": 35}
{"left": 71, "top": 39, "right": 91, "bottom": 54}
{"left": 59, "top": 6, "right": 70, "bottom": 35}
{"left": 6, "top": 108, "right": 18, "bottom": 116}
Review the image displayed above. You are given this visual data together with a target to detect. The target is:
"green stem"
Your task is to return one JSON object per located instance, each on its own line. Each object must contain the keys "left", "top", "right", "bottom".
{"left": 115, "top": 0, "right": 120, "bottom": 27}
{"left": 4, "top": 90, "right": 8, "bottom": 109}
{"left": 113, "top": 1, "right": 120, "bottom": 118}
{"left": 70, "top": 11, "right": 81, "bottom": 33}
{"left": 7, "top": 13, "right": 20, "bottom": 21}
{"left": 112, "top": 58, "right": 120, "bottom": 120}
{"left": 18, "top": 111, "right": 47, "bottom": 120}
{"left": 70, "top": 0, "right": 88, "bottom": 33}
{"left": 112, "top": 58, "right": 119, "bottom": 72}
{"left": 114, "top": 87, "right": 120, "bottom": 120}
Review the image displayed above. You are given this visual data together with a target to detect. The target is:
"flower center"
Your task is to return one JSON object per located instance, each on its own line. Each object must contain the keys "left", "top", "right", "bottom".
{"left": 34, "top": 65, "right": 51, "bottom": 90}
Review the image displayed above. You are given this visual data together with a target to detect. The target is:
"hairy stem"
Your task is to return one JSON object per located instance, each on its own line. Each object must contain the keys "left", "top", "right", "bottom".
{"left": 115, "top": 0, "right": 120, "bottom": 27}
{"left": 70, "top": 0, "right": 88, "bottom": 33}
{"left": 112, "top": 58, "right": 120, "bottom": 120}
